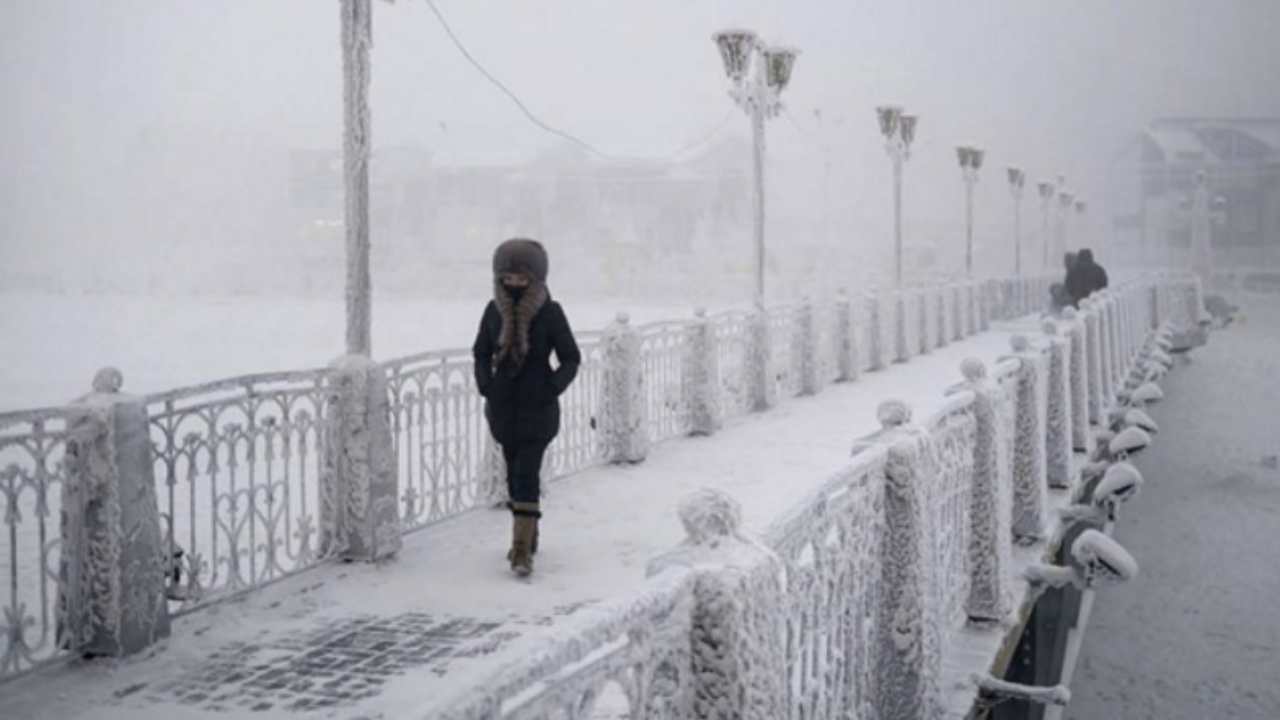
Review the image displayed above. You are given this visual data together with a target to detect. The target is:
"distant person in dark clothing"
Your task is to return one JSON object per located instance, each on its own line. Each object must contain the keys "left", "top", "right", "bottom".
{"left": 472, "top": 238, "right": 580, "bottom": 578}
{"left": 1050, "top": 251, "right": 1078, "bottom": 312}
{"left": 1065, "top": 248, "right": 1109, "bottom": 307}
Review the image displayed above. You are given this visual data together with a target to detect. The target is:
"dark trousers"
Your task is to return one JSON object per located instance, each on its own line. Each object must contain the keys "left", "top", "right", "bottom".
{"left": 502, "top": 440, "right": 549, "bottom": 506}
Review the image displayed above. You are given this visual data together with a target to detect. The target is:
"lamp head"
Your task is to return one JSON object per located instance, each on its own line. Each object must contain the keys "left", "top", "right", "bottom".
{"left": 712, "top": 29, "right": 758, "bottom": 83}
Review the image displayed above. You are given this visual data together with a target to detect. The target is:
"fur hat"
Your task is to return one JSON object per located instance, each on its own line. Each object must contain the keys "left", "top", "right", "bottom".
{"left": 493, "top": 238, "right": 549, "bottom": 283}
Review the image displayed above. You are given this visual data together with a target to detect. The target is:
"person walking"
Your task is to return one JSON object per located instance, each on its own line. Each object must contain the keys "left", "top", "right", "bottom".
{"left": 472, "top": 238, "right": 580, "bottom": 577}
{"left": 1065, "top": 247, "right": 1109, "bottom": 307}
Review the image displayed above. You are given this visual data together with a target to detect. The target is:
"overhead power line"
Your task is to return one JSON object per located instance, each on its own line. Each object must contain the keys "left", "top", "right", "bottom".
{"left": 421, "top": 0, "right": 731, "bottom": 164}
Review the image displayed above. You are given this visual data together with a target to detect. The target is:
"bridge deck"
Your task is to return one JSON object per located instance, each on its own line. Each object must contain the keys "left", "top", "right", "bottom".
{"left": 5, "top": 321, "right": 1053, "bottom": 720}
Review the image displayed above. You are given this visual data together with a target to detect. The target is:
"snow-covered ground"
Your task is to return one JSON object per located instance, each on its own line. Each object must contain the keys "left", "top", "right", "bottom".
{"left": 1067, "top": 292, "right": 1280, "bottom": 719}
{"left": 0, "top": 292, "right": 691, "bottom": 411}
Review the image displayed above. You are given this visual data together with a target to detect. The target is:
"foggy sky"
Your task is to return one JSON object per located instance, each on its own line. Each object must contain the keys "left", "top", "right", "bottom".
{"left": 2, "top": 0, "right": 1277, "bottom": 278}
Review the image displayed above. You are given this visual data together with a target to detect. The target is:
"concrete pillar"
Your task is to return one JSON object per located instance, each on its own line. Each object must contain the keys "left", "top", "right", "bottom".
{"left": 683, "top": 308, "right": 722, "bottom": 436}
{"left": 797, "top": 298, "right": 821, "bottom": 396}
{"left": 750, "top": 307, "right": 774, "bottom": 410}
{"left": 1004, "top": 337, "right": 1047, "bottom": 543}
{"left": 59, "top": 368, "right": 171, "bottom": 658}
{"left": 647, "top": 489, "right": 786, "bottom": 720}
{"left": 978, "top": 281, "right": 991, "bottom": 331}
{"left": 950, "top": 361, "right": 1012, "bottom": 621}
{"left": 952, "top": 285, "right": 964, "bottom": 342}
{"left": 322, "top": 354, "right": 401, "bottom": 561}
{"left": 866, "top": 293, "right": 885, "bottom": 372}
{"left": 1042, "top": 322, "right": 1074, "bottom": 490}
{"left": 601, "top": 313, "right": 649, "bottom": 461}
{"left": 935, "top": 288, "right": 949, "bottom": 349}
{"left": 1081, "top": 301, "right": 1105, "bottom": 426}
{"left": 1062, "top": 308, "right": 1093, "bottom": 455}
{"left": 835, "top": 290, "right": 860, "bottom": 383}
{"left": 873, "top": 400, "right": 944, "bottom": 720}
{"left": 894, "top": 292, "right": 910, "bottom": 363}
{"left": 917, "top": 289, "right": 930, "bottom": 355}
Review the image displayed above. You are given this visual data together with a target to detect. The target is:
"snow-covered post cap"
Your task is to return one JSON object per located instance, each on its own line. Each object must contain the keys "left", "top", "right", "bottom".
{"left": 1010, "top": 334, "right": 1031, "bottom": 353}
{"left": 693, "top": 306, "right": 707, "bottom": 319}
{"left": 876, "top": 398, "right": 913, "bottom": 429}
{"left": 961, "top": 357, "right": 988, "bottom": 383}
{"left": 677, "top": 488, "right": 743, "bottom": 545}
{"left": 614, "top": 311, "right": 631, "bottom": 326}
{"left": 92, "top": 366, "right": 124, "bottom": 394}
{"left": 1062, "top": 306, "right": 1078, "bottom": 321}
{"left": 1042, "top": 320, "right": 1059, "bottom": 337}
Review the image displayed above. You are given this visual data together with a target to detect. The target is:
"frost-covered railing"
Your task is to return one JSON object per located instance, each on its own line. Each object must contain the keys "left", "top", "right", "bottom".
{"left": 146, "top": 370, "right": 334, "bottom": 613}
{"left": 0, "top": 271, "right": 1061, "bottom": 683}
{"left": 0, "top": 407, "right": 70, "bottom": 677}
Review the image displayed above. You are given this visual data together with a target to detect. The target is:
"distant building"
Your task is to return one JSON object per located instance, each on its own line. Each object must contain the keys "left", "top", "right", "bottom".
{"left": 1113, "top": 117, "right": 1280, "bottom": 267}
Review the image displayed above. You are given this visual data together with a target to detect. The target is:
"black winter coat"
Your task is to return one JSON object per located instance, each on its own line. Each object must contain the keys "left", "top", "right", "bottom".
{"left": 472, "top": 299, "right": 581, "bottom": 445}
{"left": 1065, "top": 258, "right": 1109, "bottom": 307}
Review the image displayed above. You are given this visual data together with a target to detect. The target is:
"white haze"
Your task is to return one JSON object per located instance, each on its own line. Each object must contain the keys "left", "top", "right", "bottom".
{"left": 1, "top": 0, "right": 1277, "bottom": 405}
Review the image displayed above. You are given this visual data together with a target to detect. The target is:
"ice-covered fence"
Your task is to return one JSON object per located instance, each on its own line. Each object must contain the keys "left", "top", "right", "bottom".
{"left": 710, "top": 309, "right": 755, "bottom": 419}
{"left": 0, "top": 407, "right": 69, "bottom": 677}
{"left": 435, "top": 567, "right": 699, "bottom": 720}
{"left": 638, "top": 321, "right": 692, "bottom": 442}
{"left": 146, "top": 370, "right": 334, "bottom": 613}
{"left": 763, "top": 446, "right": 889, "bottom": 719}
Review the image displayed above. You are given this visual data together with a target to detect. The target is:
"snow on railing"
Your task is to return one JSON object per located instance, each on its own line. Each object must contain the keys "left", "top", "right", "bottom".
{"left": 0, "top": 406, "right": 71, "bottom": 678}
{"left": 146, "top": 369, "right": 335, "bottom": 614}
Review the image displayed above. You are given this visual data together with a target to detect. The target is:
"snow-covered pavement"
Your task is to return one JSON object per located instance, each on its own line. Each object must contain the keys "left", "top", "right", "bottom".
{"left": 5, "top": 320, "right": 1039, "bottom": 719}
{"left": 1066, "top": 293, "right": 1280, "bottom": 719}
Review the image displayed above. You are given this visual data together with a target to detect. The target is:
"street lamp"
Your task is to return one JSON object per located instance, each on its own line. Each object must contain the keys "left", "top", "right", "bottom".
{"left": 1037, "top": 179, "right": 1055, "bottom": 271}
{"left": 877, "top": 106, "right": 918, "bottom": 286}
{"left": 1007, "top": 167, "right": 1026, "bottom": 276}
{"left": 956, "top": 145, "right": 984, "bottom": 277}
{"left": 1058, "top": 189, "right": 1075, "bottom": 258}
{"left": 713, "top": 30, "right": 800, "bottom": 307}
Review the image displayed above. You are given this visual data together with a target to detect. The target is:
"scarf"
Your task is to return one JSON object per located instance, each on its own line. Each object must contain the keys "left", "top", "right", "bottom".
{"left": 493, "top": 277, "right": 549, "bottom": 372}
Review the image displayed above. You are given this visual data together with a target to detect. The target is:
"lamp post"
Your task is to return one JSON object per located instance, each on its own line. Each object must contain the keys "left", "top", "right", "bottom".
{"left": 1057, "top": 189, "right": 1075, "bottom": 259}
{"left": 956, "top": 145, "right": 984, "bottom": 277}
{"left": 1008, "top": 165, "right": 1029, "bottom": 274}
{"left": 1037, "top": 179, "right": 1055, "bottom": 271}
{"left": 713, "top": 30, "right": 799, "bottom": 308}
{"left": 876, "top": 106, "right": 917, "bottom": 287}
{"left": 340, "top": 0, "right": 373, "bottom": 356}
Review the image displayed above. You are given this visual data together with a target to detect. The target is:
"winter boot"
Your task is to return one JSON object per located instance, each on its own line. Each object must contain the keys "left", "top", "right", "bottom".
{"left": 508, "top": 502, "right": 540, "bottom": 577}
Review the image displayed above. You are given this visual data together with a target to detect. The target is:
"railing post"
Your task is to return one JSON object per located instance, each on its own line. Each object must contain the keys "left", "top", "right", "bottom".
{"left": 1004, "top": 337, "right": 1047, "bottom": 542}
{"left": 835, "top": 289, "right": 860, "bottom": 383}
{"left": 747, "top": 306, "right": 774, "bottom": 411}
{"left": 59, "top": 368, "right": 171, "bottom": 658}
{"left": 684, "top": 308, "right": 722, "bottom": 436}
{"left": 935, "top": 287, "right": 949, "bottom": 349}
{"left": 647, "top": 489, "right": 787, "bottom": 720}
{"left": 917, "top": 288, "right": 930, "bottom": 355}
{"left": 1042, "top": 321, "right": 1074, "bottom": 490}
{"left": 1062, "top": 307, "right": 1093, "bottom": 454}
{"left": 894, "top": 291, "right": 910, "bottom": 363}
{"left": 949, "top": 361, "right": 1012, "bottom": 621}
{"left": 321, "top": 354, "right": 402, "bottom": 561}
{"left": 797, "top": 298, "right": 821, "bottom": 396}
{"left": 952, "top": 285, "right": 964, "bottom": 342}
{"left": 978, "top": 280, "right": 991, "bottom": 332}
{"left": 873, "top": 399, "right": 944, "bottom": 720}
{"left": 602, "top": 313, "right": 649, "bottom": 462}
{"left": 1080, "top": 299, "right": 1105, "bottom": 426}
{"left": 1093, "top": 295, "right": 1113, "bottom": 407}
{"left": 867, "top": 293, "right": 886, "bottom": 372}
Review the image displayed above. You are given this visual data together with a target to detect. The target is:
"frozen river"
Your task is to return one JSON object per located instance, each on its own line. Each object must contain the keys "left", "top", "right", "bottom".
{"left": 0, "top": 291, "right": 693, "bottom": 411}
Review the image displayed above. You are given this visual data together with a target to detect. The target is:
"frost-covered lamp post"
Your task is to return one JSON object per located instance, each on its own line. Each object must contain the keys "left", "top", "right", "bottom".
{"left": 956, "top": 145, "right": 984, "bottom": 277}
{"left": 1037, "top": 179, "right": 1056, "bottom": 271}
{"left": 713, "top": 30, "right": 799, "bottom": 308}
{"left": 1189, "top": 169, "right": 1213, "bottom": 286}
{"left": 1007, "top": 167, "right": 1026, "bottom": 276}
{"left": 340, "top": 0, "right": 373, "bottom": 356}
{"left": 877, "top": 106, "right": 918, "bottom": 287}
{"left": 1057, "top": 189, "right": 1075, "bottom": 259}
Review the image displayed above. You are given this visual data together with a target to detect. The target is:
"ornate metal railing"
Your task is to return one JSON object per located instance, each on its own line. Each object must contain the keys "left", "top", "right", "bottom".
{"left": 638, "top": 321, "right": 691, "bottom": 443}
{"left": 0, "top": 407, "right": 70, "bottom": 677}
{"left": 545, "top": 333, "right": 608, "bottom": 480}
{"left": 145, "top": 370, "right": 333, "bottom": 614}
{"left": 768, "top": 304, "right": 801, "bottom": 400}
{"left": 919, "top": 395, "right": 979, "bottom": 633}
{"left": 436, "top": 566, "right": 698, "bottom": 719}
{"left": 710, "top": 309, "right": 754, "bottom": 420}
{"left": 763, "top": 445, "right": 889, "bottom": 720}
